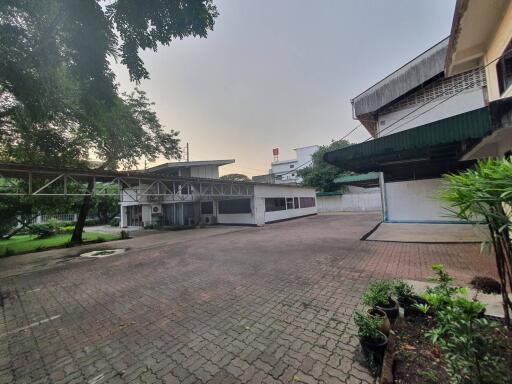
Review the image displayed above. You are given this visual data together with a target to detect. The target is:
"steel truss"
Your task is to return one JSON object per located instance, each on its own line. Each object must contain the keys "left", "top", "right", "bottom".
{"left": 0, "top": 163, "right": 254, "bottom": 202}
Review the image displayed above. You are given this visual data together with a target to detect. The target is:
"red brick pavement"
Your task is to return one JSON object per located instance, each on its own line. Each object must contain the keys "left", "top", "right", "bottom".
{"left": 0, "top": 213, "right": 496, "bottom": 384}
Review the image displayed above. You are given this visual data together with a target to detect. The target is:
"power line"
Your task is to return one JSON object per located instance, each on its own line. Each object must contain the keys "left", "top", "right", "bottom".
{"left": 339, "top": 123, "right": 363, "bottom": 141}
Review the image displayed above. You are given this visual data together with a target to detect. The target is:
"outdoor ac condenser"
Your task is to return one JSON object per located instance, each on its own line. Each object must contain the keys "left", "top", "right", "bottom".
{"left": 151, "top": 205, "right": 162, "bottom": 214}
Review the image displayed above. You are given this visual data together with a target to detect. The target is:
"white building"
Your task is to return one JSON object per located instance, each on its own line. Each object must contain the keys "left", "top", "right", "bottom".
{"left": 268, "top": 145, "right": 319, "bottom": 184}
{"left": 120, "top": 160, "right": 317, "bottom": 227}
{"left": 325, "top": 37, "right": 492, "bottom": 222}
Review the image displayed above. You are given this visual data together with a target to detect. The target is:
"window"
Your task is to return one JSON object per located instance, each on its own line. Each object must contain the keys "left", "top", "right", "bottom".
{"left": 294, "top": 197, "right": 299, "bottom": 209}
{"left": 265, "top": 198, "right": 286, "bottom": 212}
{"left": 299, "top": 197, "right": 316, "bottom": 208}
{"left": 218, "top": 199, "right": 251, "bottom": 214}
{"left": 497, "top": 40, "right": 512, "bottom": 94}
{"left": 286, "top": 197, "right": 294, "bottom": 209}
{"left": 200, "top": 201, "right": 213, "bottom": 215}
{"left": 290, "top": 164, "right": 294, "bottom": 168}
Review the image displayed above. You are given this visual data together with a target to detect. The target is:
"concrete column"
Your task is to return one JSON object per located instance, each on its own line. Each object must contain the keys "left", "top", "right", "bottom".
{"left": 120, "top": 205, "right": 127, "bottom": 228}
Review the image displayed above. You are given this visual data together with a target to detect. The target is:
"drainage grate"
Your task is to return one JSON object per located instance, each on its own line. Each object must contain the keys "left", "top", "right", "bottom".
{"left": 80, "top": 249, "right": 125, "bottom": 258}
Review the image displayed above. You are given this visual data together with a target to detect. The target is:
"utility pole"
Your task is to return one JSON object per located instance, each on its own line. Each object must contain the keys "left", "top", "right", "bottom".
{"left": 186, "top": 142, "right": 189, "bottom": 162}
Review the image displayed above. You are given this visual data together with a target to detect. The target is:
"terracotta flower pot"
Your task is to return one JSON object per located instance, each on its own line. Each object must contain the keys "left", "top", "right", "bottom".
{"left": 375, "top": 298, "right": 399, "bottom": 321}
{"left": 366, "top": 308, "right": 391, "bottom": 336}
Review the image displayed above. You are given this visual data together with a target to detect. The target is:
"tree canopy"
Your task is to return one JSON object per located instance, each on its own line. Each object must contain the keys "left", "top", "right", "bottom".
{"left": 0, "top": 0, "right": 219, "bottom": 243}
{"left": 0, "top": 0, "right": 218, "bottom": 168}
{"left": 297, "top": 139, "right": 351, "bottom": 192}
{"left": 220, "top": 173, "right": 250, "bottom": 182}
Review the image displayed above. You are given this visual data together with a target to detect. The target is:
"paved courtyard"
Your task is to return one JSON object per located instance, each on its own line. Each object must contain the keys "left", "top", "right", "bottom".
{"left": 0, "top": 214, "right": 496, "bottom": 384}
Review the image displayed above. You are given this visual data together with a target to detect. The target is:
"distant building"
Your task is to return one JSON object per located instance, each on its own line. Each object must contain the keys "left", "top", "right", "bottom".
{"left": 143, "top": 159, "right": 235, "bottom": 179}
{"left": 252, "top": 145, "right": 319, "bottom": 184}
{"left": 119, "top": 159, "right": 317, "bottom": 227}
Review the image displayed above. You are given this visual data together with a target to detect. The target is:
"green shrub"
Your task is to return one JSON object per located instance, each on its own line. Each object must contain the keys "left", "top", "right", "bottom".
{"left": 354, "top": 311, "right": 383, "bottom": 341}
{"left": 110, "top": 217, "right": 120, "bottom": 227}
{"left": 392, "top": 280, "right": 414, "bottom": 301}
{"left": 420, "top": 264, "right": 508, "bottom": 383}
{"left": 362, "top": 280, "right": 394, "bottom": 307}
{"left": 120, "top": 230, "right": 129, "bottom": 239}
{"left": 57, "top": 226, "right": 75, "bottom": 234}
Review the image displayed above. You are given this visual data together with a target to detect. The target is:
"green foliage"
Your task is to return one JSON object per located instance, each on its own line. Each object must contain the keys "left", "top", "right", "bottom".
{"left": 0, "top": 233, "right": 118, "bottom": 257}
{"left": 362, "top": 280, "right": 394, "bottom": 307}
{"left": 440, "top": 159, "right": 512, "bottom": 323}
{"left": 59, "top": 226, "right": 75, "bottom": 234}
{"left": 110, "top": 217, "right": 121, "bottom": 227}
{"left": 419, "top": 264, "right": 508, "bottom": 384}
{"left": 220, "top": 173, "right": 250, "bottom": 182}
{"left": 426, "top": 264, "right": 458, "bottom": 297}
{"left": 120, "top": 230, "right": 130, "bottom": 239}
{"left": 297, "top": 139, "right": 351, "bottom": 192}
{"left": 392, "top": 280, "right": 414, "bottom": 301}
{"left": 354, "top": 311, "right": 383, "bottom": 341}
{"left": 0, "top": 0, "right": 217, "bottom": 166}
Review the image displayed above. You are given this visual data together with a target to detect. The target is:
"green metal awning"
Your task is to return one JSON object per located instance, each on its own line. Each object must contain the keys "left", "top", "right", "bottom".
{"left": 324, "top": 107, "right": 492, "bottom": 173}
{"left": 334, "top": 172, "right": 379, "bottom": 186}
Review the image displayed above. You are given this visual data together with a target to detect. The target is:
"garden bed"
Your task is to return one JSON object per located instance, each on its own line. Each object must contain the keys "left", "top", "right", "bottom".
{"left": 387, "top": 314, "right": 512, "bottom": 383}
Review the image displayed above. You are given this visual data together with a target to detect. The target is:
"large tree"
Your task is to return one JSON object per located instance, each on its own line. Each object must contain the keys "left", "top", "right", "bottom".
{"left": 0, "top": 0, "right": 218, "bottom": 244}
{"left": 297, "top": 139, "right": 351, "bottom": 192}
{"left": 220, "top": 173, "right": 250, "bottom": 182}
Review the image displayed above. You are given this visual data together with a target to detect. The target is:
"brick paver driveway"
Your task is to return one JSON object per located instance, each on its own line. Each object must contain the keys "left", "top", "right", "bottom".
{"left": 0, "top": 214, "right": 495, "bottom": 384}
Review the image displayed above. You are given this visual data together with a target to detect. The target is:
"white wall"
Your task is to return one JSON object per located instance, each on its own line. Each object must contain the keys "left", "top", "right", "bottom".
{"left": 384, "top": 178, "right": 456, "bottom": 222}
{"left": 295, "top": 145, "right": 319, "bottom": 165}
{"left": 317, "top": 189, "right": 382, "bottom": 213}
{"left": 217, "top": 213, "right": 256, "bottom": 225}
{"left": 377, "top": 88, "right": 486, "bottom": 137}
{"left": 254, "top": 184, "right": 317, "bottom": 225}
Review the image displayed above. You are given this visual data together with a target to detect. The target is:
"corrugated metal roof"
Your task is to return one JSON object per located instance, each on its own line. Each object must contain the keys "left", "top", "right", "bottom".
{"left": 334, "top": 172, "right": 379, "bottom": 184}
{"left": 324, "top": 107, "right": 491, "bottom": 171}
{"left": 352, "top": 38, "right": 449, "bottom": 116}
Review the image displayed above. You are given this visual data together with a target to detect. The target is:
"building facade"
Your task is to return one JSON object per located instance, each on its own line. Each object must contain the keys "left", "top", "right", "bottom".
{"left": 324, "top": 25, "right": 511, "bottom": 223}
{"left": 253, "top": 145, "right": 319, "bottom": 184}
{"left": 120, "top": 160, "right": 317, "bottom": 227}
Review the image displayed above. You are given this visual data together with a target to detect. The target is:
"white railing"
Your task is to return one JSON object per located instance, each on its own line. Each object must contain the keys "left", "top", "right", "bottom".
{"left": 31, "top": 214, "right": 77, "bottom": 224}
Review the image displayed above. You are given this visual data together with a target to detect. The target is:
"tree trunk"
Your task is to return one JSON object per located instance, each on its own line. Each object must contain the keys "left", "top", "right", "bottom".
{"left": 69, "top": 180, "right": 94, "bottom": 246}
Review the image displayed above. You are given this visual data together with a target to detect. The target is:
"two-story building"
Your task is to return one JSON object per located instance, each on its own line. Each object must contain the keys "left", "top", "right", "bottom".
{"left": 120, "top": 159, "right": 317, "bottom": 228}
{"left": 324, "top": 0, "right": 512, "bottom": 224}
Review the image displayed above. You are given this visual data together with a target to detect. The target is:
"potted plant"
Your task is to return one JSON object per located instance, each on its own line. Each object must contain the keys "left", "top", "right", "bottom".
{"left": 393, "top": 280, "right": 426, "bottom": 317}
{"left": 362, "top": 280, "right": 399, "bottom": 320}
{"left": 366, "top": 307, "right": 391, "bottom": 336}
{"left": 354, "top": 311, "right": 388, "bottom": 357}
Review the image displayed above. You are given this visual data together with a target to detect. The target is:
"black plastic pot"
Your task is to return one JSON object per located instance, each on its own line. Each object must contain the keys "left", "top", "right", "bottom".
{"left": 375, "top": 298, "right": 399, "bottom": 321}
{"left": 359, "top": 331, "right": 388, "bottom": 357}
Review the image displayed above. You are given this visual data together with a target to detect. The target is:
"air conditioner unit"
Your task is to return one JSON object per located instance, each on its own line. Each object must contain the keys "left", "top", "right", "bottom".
{"left": 151, "top": 205, "right": 162, "bottom": 214}
{"left": 204, "top": 216, "right": 211, "bottom": 225}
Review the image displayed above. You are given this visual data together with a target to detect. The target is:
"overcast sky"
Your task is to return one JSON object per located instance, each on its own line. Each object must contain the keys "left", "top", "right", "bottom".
{"left": 113, "top": 0, "right": 456, "bottom": 176}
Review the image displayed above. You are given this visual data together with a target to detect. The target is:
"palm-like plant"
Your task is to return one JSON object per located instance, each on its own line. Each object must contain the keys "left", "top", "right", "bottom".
{"left": 440, "top": 158, "right": 512, "bottom": 327}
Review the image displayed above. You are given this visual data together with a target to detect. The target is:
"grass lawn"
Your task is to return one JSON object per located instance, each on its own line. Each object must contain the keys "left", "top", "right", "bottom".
{"left": 0, "top": 232, "right": 120, "bottom": 257}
